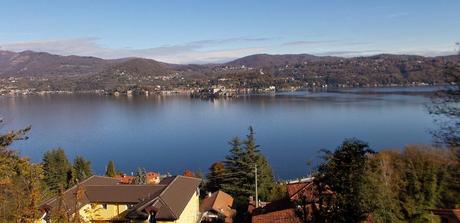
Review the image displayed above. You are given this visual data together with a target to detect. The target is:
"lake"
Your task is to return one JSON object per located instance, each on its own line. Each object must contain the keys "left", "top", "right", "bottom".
{"left": 0, "top": 87, "right": 440, "bottom": 179}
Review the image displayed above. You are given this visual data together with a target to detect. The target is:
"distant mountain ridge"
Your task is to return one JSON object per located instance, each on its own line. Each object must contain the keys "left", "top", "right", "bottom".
{"left": 0, "top": 50, "right": 459, "bottom": 93}
{"left": 0, "top": 50, "right": 458, "bottom": 78}
{"left": 224, "top": 53, "right": 337, "bottom": 67}
{"left": 0, "top": 50, "right": 113, "bottom": 76}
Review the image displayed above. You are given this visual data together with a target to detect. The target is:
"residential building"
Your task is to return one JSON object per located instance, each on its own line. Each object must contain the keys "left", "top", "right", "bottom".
{"left": 251, "top": 178, "right": 321, "bottom": 223}
{"left": 38, "top": 175, "right": 201, "bottom": 223}
{"left": 200, "top": 191, "right": 235, "bottom": 223}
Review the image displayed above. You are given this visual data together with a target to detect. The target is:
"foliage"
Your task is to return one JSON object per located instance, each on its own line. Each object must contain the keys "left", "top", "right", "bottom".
{"left": 71, "top": 156, "right": 92, "bottom": 184}
{"left": 105, "top": 160, "right": 116, "bottom": 177}
{"left": 206, "top": 161, "right": 226, "bottom": 192}
{"left": 0, "top": 125, "right": 46, "bottom": 222}
{"left": 268, "top": 182, "right": 287, "bottom": 203}
{"left": 313, "top": 138, "right": 375, "bottom": 223}
{"left": 133, "top": 168, "right": 147, "bottom": 184}
{"left": 42, "top": 148, "right": 72, "bottom": 193}
{"left": 221, "top": 127, "right": 275, "bottom": 201}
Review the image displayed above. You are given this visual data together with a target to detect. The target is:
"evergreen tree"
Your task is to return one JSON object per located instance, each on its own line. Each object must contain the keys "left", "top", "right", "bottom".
{"left": 221, "top": 127, "right": 275, "bottom": 201}
{"left": 105, "top": 160, "right": 116, "bottom": 177}
{"left": 71, "top": 156, "right": 92, "bottom": 183}
{"left": 206, "top": 161, "right": 226, "bottom": 192}
{"left": 221, "top": 137, "right": 245, "bottom": 196}
{"left": 42, "top": 148, "right": 72, "bottom": 193}
{"left": 133, "top": 168, "right": 147, "bottom": 184}
{"left": 314, "top": 138, "right": 375, "bottom": 223}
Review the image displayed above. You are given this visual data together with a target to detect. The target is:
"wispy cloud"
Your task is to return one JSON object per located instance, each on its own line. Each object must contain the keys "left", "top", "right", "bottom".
{"left": 0, "top": 37, "right": 268, "bottom": 64}
{"left": 386, "top": 12, "right": 409, "bottom": 19}
{"left": 282, "top": 40, "right": 338, "bottom": 46}
{"left": 315, "top": 49, "right": 382, "bottom": 57}
{"left": 281, "top": 39, "right": 371, "bottom": 47}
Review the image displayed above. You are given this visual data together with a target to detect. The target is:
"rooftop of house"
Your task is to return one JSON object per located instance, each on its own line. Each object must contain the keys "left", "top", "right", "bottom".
{"left": 200, "top": 190, "right": 235, "bottom": 218}
{"left": 40, "top": 175, "right": 201, "bottom": 221}
{"left": 431, "top": 209, "right": 460, "bottom": 221}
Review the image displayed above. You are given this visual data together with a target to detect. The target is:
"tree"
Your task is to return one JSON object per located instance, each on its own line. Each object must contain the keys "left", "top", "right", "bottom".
{"left": 133, "top": 168, "right": 147, "bottom": 184}
{"left": 221, "top": 137, "right": 245, "bottom": 196}
{"left": 183, "top": 169, "right": 197, "bottom": 177}
{"left": 222, "top": 127, "right": 275, "bottom": 200}
{"left": 359, "top": 145, "right": 459, "bottom": 223}
{"left": 71, "top": 156, "right": 92, "bottom": 183}
{"left": 398, "top": 146, "right": 457, "bottom": 222}
{"left": 220, "top": 127, "right": 276, "bottom": 223}
{"left": 206, "top": 162, "right": 226, "bottom": 192}
{"left": 42, "top": 148, "right": 72, "bottom": 193}
{"left": 0, "top": 124, "right": 45, "bottom": 222}
{"left": 314, "top": 138, "right": 375, "bottom": 223}
{"left": 105, "top": 160, "right": 116, "bottom": 177}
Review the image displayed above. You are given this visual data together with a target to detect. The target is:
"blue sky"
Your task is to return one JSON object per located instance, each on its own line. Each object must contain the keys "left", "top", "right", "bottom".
{"left": 0, "top": 0, "right": 459, "bottom": 63}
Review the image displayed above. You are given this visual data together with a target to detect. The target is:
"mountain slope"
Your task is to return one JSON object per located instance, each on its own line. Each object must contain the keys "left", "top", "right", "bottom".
{"left": 224, "top": 53, "right": 336, "bottom": 67}
{"left": 0, "top": 50, "right": 111, "bottom": 77}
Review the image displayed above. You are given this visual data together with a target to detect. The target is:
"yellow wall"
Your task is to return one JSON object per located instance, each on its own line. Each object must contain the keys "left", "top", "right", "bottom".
{"left": 157, "top": 191, "right": 200, "bottom": 223}
{"left": 38, "top": 191, "right": 200, "bottom": 223}
{"left": 79, "top": 203, "right": 129, "bottom": 222}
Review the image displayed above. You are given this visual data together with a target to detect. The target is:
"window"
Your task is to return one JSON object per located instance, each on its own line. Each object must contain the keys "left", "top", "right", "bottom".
{"left": 102, "top": 203, "right": 108, "bottom": 209}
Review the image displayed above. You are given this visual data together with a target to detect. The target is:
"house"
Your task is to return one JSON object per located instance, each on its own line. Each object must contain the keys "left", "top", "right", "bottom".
{"left": 38, "top": 175, "right": 201, "bottom": 223}
{"left": 199, "top": 191, "right": 235, "bottom": 223}
{"left": 114, "top": 172, "right": 160, "bottom": 184}
{"left": 431, "top": 209, "right": 460, "bottom": 223}
{"left": 251, "top": 178, "right": 323, "bottom": 223}
{"left": 115, "top": 174, "right": 135, "bottom": 184}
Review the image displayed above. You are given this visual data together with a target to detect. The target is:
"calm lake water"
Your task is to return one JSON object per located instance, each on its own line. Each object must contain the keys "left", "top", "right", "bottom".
{"left": 0, "top": 87, "right": 440, "bottom": 179}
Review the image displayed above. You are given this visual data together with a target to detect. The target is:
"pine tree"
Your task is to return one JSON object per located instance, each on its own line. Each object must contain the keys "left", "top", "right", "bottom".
{"left": 42, "top": 148, "right": 72, "bottom": 193}
{"left": 221, "top": 137, "right": 246, "bottom": 196}
{"left": 105, "top": 160, "right": 116, "bottom": 177}
{"left": 71, "top": 156, "right": 92, "bottom": 183}
{"left": 221, "top": 127, "right": 275, "bottom": 201}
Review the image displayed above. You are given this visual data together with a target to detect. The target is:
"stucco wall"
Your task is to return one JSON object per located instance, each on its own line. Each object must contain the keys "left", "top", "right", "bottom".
{"left": 79, "top": 203, "right": 129, "bottom": 222}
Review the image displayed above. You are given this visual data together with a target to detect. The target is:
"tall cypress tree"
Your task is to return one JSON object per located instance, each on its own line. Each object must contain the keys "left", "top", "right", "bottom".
{"left": 105, "top": 160, "right": 116, "bottom": 177}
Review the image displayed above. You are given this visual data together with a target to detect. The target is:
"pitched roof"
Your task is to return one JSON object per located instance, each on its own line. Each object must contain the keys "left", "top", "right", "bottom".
{"left": 40, "top": 175, "right": 120, "bottom": 213}
{"left": 431, "top": 209, "right": 460, "bottom": 221}
{"left": 252, "top": 207, "right": 301, "bottom": 223}
{"left": 200, "top": 191, "right": 235, "bottom": 218}
{"left": 84, "top": 185, "right": 165, "bottom": 203}
{"left": 40, "top": 175, "right": 201, "bottom": 221}
{"left": 124, "top": 175, "right": 202, "bottom": 221}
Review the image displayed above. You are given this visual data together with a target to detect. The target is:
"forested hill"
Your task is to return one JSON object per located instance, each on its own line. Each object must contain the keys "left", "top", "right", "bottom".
{"left": 0, "top": 50, "right": 459, "bottom": 91}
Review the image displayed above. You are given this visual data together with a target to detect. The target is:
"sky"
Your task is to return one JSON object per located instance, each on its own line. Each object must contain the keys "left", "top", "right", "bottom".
{"left": 0, "top": 0, "right": 459, "bottom": 64}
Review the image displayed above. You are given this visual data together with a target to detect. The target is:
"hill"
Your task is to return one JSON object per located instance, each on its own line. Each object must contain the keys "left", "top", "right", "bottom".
{"left": 0, "top": 50, "right": 112, "bottom": 77}
{"left": 224, "top": 53, "right": 335, "bottom": 67}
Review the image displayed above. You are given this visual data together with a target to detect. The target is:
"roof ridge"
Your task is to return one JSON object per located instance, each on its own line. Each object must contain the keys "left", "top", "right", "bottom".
{"left": 289, "top": 181, "right": 314, "bottom": 199}
{"left": 40, "top": 175, "right": 100, "bottom": 206}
